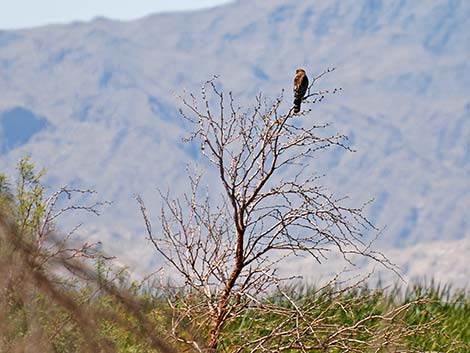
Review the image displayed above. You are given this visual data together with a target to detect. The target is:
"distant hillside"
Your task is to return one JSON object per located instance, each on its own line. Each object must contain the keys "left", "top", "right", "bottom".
{"left": 0, "top": 0, "right": 468, "bottom": 284}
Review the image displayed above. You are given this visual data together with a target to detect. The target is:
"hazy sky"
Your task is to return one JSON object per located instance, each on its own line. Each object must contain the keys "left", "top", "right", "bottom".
{"left": 0, "top": 0, "right": 233, "bottom": 30}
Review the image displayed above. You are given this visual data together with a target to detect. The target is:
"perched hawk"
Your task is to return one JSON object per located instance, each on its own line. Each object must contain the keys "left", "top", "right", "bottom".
{"left": 293, "top": 68, "right": 309, "bottom": 113}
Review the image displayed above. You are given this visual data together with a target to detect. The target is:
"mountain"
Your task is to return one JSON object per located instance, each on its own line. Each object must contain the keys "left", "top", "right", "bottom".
{"left": 0, "top": 0, "right": 469, "bottom": 284}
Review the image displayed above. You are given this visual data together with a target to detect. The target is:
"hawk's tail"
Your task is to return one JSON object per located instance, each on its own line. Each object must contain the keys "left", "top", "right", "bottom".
{"left": 293, "top": 97, "right": 302, "bottom": 113}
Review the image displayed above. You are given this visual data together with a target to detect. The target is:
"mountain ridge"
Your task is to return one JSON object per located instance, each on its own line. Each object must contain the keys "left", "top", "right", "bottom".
{"left": 0, "top": 0, "right": 468, "bottom": 284}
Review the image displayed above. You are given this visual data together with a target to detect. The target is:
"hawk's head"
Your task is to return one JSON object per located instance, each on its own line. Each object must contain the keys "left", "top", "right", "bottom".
{"left": 296, "top": 68, "right": 306, "bottom": 74}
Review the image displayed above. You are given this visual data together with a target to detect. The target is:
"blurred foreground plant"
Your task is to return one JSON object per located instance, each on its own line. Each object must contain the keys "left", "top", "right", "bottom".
{"left": 0, "top": 158, "right": 175, "bottom": 353}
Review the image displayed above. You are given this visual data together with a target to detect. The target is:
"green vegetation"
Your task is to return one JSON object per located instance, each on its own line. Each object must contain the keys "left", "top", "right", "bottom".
{"left": 1, "top": 159, "right": 468, "bottom": 353}
{"left": 217, "top": 284, "right": 469, "bottom": 352}
{"left": 1, "top": 264, "right": 469, "bottom": 352}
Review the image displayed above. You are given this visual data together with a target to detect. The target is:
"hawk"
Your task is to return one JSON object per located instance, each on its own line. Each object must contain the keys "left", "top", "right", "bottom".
{"left": 293, "top": 68, "right": 309, "bottom": 113}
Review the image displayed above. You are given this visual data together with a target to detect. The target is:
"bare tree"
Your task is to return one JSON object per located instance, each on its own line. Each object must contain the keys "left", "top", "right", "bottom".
{"left": 137, "top": 71, "right": 403, "bottom": 352}
{"left": 7, "top": 157, "right": 111, "bottom": 268}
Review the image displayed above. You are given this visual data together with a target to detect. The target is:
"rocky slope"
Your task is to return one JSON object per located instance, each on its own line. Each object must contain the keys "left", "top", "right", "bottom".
{"left": 0, "top": 0, "right": 468, "bottom": 284}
